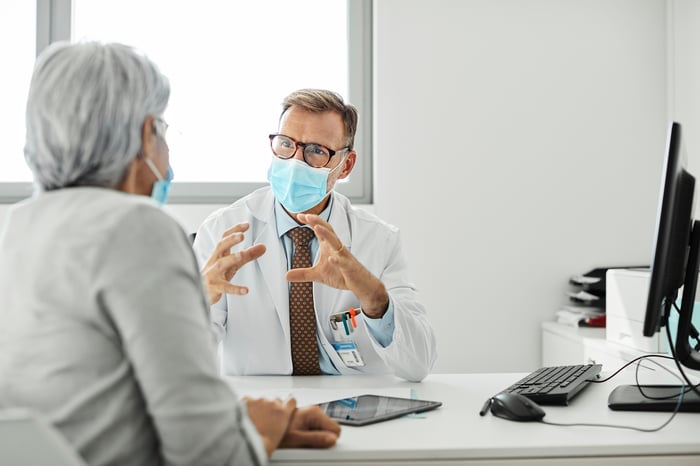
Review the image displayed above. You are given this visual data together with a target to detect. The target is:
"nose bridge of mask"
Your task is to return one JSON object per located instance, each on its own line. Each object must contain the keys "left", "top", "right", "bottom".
{"left": 287, "top": 157, "right": 331, "bottom": 182}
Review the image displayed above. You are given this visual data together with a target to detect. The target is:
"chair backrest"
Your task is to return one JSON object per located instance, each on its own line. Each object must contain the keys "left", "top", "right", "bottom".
{"left": 0, "top": 409, "right": 86, "bottom": 466}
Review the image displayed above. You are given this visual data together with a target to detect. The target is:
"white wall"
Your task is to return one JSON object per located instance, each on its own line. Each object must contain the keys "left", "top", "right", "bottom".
{"left": 672, "top": 0, "right": 700, "bottom": 187}
{"left": 373, "top": 0, "right": 667, "bottom": 373}
{"left": 3, "top": 0, "right": 699, "bottom": 375}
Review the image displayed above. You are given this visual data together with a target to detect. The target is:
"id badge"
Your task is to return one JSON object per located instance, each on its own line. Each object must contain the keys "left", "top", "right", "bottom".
{"left": 329, "top": 308, "right": 365, "bottom": 367}
{"left": 331, "top": 341, "right": 365, "bottom": 367}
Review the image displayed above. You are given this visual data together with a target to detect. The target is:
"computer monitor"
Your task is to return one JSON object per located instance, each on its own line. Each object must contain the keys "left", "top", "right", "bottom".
{"left": 644, "top": 121, "right": 700, "bottom": 370}
{"left": 608, "top": 121, "right": 700, "bottom": 412}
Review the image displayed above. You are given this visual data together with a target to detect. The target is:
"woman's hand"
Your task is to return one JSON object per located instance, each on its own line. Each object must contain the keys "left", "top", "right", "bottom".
{"left": 245, "top": 397, "right": 296, "bottom": 457}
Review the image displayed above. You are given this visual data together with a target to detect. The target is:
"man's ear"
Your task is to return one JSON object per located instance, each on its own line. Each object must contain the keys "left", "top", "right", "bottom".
{"left": 338, "top": 151, "right": 357, "bottom": 180}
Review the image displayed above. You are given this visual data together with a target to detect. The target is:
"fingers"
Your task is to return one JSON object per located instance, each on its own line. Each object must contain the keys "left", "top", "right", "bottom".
{"left": 245, "top": 397, "right": 297, "bottom": 457}
{"left": 280, "top": 406, "right": 341, "bottom": 449}
{"left": 312, "top": 224, "right": 345, "bottom": 253}
{"left": 298, "top": 406, "right": 342, "bottom": 435}
{"left": 283, "top": 397, "right": 298, "bottom": 413}
{"left": 210, "top": 222, "right": 251, "bottom": 259}
{"left": 209, "top": 280, "right": 249, "bottom": 296}
{"left": 286, "top": 267, "right": 314, "bottom": 283}
{"left": 210, "top": 231, "right": 245, "bottom": 260}
{"left": 203, "top": 241, "right": 265, "bottom": 303}
{"left": 283, "top": 430, "right": 339, "bottom": 448}
{"left": 297, "top": 214, "right": 345, "bottom": 256}
{"left": 296, "top": 213, "right": 329, "bottom": 230}
{"left": 205, "top": 244, "right": 266, "bottom": 277}
{"left": 297, "top": 215, "right": 342, "bottom": 247}
{"left": 240, "top": 243, "right": 267, "bottom": 263}
{"left": 223, "top": 222, "right": 250, "bottom": 237}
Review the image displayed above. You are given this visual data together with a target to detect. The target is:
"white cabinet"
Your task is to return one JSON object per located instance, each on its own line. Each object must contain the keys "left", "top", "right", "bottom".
{"left": 542, "top": 321, "right": 700, "bottom": 383}
{"left": 541, "top": 321, "right": 604, "bottom": 367}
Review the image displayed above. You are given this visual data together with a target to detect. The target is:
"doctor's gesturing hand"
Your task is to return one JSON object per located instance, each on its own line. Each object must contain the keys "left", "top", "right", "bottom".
{"left": 201, "top": 222, "right": 266, "bottom": 304}
{"left": 286, "top": 213, "right": 390, "bottom": 318}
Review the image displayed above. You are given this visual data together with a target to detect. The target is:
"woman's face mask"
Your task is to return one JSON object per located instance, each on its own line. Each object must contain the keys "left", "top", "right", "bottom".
{"left": 267, "top": 155, "right": 345, "bottom": 213}
{"left": 144, "top": 158, "right": 173, "bottom": 206}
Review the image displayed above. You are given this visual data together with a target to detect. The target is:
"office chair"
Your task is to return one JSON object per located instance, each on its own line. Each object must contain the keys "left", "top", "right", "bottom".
{"left": 0, "top": 409, "right": 86, "bottom": 466}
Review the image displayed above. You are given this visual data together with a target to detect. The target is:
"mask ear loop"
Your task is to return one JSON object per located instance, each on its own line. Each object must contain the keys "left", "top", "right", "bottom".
{"left": 328, "top": 150, "right": 350, "bottom": 176}
{"left": 144, "top": 157, "right": 165, "bottom": 181}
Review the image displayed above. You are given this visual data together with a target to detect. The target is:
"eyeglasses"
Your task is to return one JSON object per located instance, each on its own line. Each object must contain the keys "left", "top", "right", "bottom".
{"left": 269, "top": 134, "right": 349, "bottom": 168}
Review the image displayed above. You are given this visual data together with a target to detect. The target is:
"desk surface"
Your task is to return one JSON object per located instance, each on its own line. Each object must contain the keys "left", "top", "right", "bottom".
{"left": 228, "top": 372, "right": 700, "bottom": 465}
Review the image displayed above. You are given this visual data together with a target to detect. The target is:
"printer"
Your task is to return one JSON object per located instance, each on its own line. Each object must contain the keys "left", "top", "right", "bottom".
{"left": 606, "top": 268, "right": 669, "bottom": 354}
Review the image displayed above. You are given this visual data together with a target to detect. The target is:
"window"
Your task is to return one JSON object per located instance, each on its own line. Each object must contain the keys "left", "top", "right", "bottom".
{"left": 0, "top": 0, "right": 372, "bottom": 204}
{"left": 0, "top": 1, "right": 36, "bottom": 199}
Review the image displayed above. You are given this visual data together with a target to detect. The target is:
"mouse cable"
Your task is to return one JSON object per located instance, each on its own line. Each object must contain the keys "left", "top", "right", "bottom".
{"left": 586, "top": 324, "right": 700, "bottom": 402}
{"left": 589, "top": 353, "right": 696, "bottom": 402}
{"left": 539, "top": 357, "right": 685, "bottom": 433}
{"left": 588, "top": 354, "right": 674, "bottom": 384}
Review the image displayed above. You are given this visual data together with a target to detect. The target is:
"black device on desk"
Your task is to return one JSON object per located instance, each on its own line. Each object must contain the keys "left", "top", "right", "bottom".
{"left": 488, "top": 392, "right": 546, "bottom": 422}
{"left": 479, "top": 363, "right": 600, "bottom": 422}
{"left": 607, "top": 121, "right": 700, "bottom": 412}
{"left": 500, "top": 364, "right": 602, "bottom": 405}
{"left": 318, "top": 394, "right": 442, "bottom": 426}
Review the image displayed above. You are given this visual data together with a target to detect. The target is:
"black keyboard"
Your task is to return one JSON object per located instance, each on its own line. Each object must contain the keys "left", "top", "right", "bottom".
{"left": 501, "top": 364, "right": 602, "bottom": 405}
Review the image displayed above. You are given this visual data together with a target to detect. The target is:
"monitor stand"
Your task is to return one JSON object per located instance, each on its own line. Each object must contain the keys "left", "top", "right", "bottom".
{"left": 608, "top": 384, "right": 700, "bottom": 412}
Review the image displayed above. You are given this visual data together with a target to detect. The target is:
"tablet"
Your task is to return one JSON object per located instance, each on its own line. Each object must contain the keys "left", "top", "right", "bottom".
{"left": 318, "top": 394, "right": 442, "bottom": 426}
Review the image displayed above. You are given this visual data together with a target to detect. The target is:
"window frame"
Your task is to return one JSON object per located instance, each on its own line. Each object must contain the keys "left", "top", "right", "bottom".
{"left": 0, "top": 0, "right": 372, "bottom": 205}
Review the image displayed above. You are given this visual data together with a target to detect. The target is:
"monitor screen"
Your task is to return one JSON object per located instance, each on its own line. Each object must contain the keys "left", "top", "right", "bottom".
{"left": 643, "top": 121, "right": 700, "bottom": 370}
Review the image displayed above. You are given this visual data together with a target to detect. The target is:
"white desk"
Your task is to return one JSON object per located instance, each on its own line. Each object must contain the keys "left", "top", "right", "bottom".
{"left": 228, "top": 373, "right": 700, "bottom": 465}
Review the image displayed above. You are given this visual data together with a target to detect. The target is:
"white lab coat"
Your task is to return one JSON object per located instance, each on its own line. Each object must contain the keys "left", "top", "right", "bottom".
{"left": 193, "top": 187, "right": 437, "bottom": 382}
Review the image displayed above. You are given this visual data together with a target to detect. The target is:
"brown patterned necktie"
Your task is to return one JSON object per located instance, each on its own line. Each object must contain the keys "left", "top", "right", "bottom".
{"left": 288, "top": 227, "right": 321, "bottom": 375}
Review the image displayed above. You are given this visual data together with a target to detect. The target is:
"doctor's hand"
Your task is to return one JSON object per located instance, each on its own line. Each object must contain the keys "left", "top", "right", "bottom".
{"left": 286, "top": 213, "right": 390, "bottom": 318}
{"left": 279, "top": 405, "right": 341, "bottom": 449}
{"left": 201, "top": 222, "right": 266, "bottom": 305}
{"left": 245, "top": 397, "right": 296, "bottom": 457}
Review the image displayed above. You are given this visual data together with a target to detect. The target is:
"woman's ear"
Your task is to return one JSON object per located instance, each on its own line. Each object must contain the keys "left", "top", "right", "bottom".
{"left": 138, "top": 115, "right": 157, "bottom": 160}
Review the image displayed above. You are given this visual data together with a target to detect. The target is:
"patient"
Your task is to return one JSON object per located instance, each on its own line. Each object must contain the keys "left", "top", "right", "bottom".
{"left": 0, "top": 41, "right": 339, "bottom": 465}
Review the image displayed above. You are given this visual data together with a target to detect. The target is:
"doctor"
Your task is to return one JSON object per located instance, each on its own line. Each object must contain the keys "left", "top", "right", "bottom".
{"left": 193, "top": 89, "right": 437, "bottom": 382}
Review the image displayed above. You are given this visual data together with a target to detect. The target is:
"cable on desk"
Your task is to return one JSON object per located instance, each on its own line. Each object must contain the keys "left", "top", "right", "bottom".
{"left": 539, "top": 356, "right": 684, "bottom": 433}
{"left": 588, "top": 354, "right": 674, "bottom": 384}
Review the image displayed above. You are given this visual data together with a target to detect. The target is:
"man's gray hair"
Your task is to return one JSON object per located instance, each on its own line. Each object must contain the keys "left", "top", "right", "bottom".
{"left": 24, "top": 41, "right": 170, "bottom": 191}
{"left": 281, "top": 89, "right": 358, "bottom": 150}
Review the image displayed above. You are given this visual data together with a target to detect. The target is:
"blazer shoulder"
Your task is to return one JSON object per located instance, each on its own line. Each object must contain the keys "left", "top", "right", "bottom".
{"left": 199, "top": 187, "right": 271, "bottom": 230}
{"left": 342, "top": 201, "right": 400, "bottom": 236}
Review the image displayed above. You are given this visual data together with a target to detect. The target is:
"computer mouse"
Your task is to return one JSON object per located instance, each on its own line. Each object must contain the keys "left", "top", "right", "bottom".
{"left": 490, "top": 392, "right": 546, "bottom": 422}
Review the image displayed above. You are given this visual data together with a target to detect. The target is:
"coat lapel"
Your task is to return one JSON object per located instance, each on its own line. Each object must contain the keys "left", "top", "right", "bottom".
{"left": 247, "top": 190, "right": 290, "bottom": 341}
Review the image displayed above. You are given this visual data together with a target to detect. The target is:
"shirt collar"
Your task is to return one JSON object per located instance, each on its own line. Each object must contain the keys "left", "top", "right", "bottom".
{"left": 274, "top": 195, "right": 334, "bottom": 239}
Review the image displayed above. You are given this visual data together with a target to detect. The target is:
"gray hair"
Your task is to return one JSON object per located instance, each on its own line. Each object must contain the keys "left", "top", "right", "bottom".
{"left": 24, "top": 41, "right": 170, "bottom": 191}
{"left": 281, "top": 89, "right": 358, "bottom": 150}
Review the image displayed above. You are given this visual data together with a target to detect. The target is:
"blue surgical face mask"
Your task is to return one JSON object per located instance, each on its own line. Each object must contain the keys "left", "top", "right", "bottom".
{"left": 144, "top": 158, "right": 173, "bottom": 206}
{"left": 267, "top": 155, "right": 345, "bottom": 213}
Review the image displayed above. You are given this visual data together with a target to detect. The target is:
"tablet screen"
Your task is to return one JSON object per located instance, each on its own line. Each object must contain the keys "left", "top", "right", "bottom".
{"left": 318, "top": 394, "right": 442, "bottom": 426}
